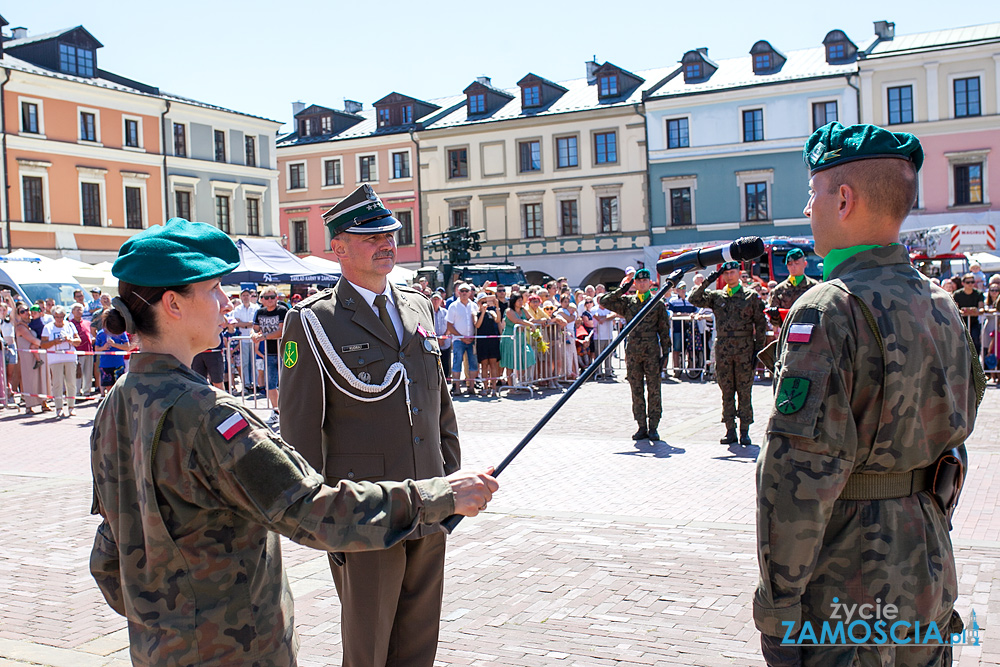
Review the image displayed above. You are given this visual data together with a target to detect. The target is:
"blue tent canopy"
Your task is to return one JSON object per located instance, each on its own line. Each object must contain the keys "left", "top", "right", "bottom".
{"left": 223, "top": 238, "right": 340, "bottom": 284}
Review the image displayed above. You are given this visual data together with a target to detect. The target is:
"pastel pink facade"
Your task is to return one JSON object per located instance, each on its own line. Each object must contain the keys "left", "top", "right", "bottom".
{"left": 916, "top": 130, "right": 1000, "bottom": 213}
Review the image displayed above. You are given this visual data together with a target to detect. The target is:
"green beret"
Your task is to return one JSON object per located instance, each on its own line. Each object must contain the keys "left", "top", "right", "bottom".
{"left": 113, "top": 218, "right": 240, "bottom": 287}
{"left": 804, "top": 122, "right": 923, "bottom": 174}
{"left": 634, "top": 268, "right": 652, "bottom": 280}
{"left": 784, "top": 248, "right": 806, "bottom": 264}
{"left": 721, "top": 261, "right": 740, "bottom": 271}
{"left": 323, "top": 184, "right": 402, "bottom": 237}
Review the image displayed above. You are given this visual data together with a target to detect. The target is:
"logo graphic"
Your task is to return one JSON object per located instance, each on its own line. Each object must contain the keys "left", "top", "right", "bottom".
{"left": 776, "top": 377, "right": 810, "bottom": 414}
{"left": 283, "top": 341, "right": 298, "bottom": 368}
{"left": 809, "top": 142, "right": 825, "bottom": 163}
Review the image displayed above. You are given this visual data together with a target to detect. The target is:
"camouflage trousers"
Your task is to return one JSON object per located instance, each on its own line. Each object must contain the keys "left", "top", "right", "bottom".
{"left": 714, "top": 339, "right": 756, "bottom": 426}
{"left": 626, "top": 352, "right": 662, "bottom": 426}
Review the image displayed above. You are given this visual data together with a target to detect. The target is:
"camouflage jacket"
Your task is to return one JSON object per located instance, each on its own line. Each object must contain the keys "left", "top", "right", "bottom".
{"left": 598, "top": 282, "right": 671, "bottom": 358}
{"left": 90, "top": 353, "right": 455, "bottom": 667}
{"left": 754, "top": 245, "right": 979, "bottom": 638}
{"left": 766, "top": 275, "right": 820, "bottom": 325}
{"left": 689, "top": 281, "right": 767, "bottom": 352}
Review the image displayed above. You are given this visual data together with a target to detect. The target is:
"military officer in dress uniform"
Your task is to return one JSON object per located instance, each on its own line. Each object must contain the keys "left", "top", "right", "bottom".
{"left": 690, "top": 260, "right": 767, "bottom": 446}
{"left": 280, "top": 184, "right": 462, "bottom": 667}
{"left": 766, "top": 248, "right": 819, "bottom": 326}
{"left": 598, "top": 267, "right": 671, "bottom": 441}
{"left": 89, "top": 218, "right": 497, "bottom": 667}
{"left": 754, "top": 123, "right": 984, "bottom": 666}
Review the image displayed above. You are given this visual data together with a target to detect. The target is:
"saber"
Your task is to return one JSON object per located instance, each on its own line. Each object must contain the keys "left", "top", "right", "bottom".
{"left": 441, "top": 267, "right": 686, "bottom": 533}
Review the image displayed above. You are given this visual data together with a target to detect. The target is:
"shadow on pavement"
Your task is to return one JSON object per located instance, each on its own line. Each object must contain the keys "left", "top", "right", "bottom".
{"left": 616, "top": 439, "right": 686, "bottom": 458}
{"left": 714, "top": 443, "right": 760, "bottom": 462}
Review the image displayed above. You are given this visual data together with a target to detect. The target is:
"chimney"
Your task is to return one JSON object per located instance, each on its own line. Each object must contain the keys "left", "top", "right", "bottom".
{"left": 292, "top": 101, "right": 305, "bottom": 117}
{"left": 11, "top": 26, "right": 27, "bottom": 40}
{"left": 586, "top": 57, "right": 599, "bottom": 84}
{"left": 696, "top": 47, "right": 709, "bottom": 56}
{"left": 476, "top": 75, "right": 491, "bottom": 87}
{"left": 874, "top": 20, "right": 895, "bottom": 40}
{"left": 344, "top": 99, "right": 363, "bottom": 114}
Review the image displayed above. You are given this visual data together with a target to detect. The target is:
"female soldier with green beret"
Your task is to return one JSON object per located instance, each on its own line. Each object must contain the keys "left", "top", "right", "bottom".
{"left": 89, "top": 218, "right": 497, "bottom": 666}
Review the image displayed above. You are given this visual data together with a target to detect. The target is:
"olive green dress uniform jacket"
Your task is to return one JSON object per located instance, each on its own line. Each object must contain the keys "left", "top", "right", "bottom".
{"left": 90, "top": 353, "right": 455, "bottom": 667}
{"left": 279, "top": 280, "right": 461, "bottom": 536}
{"left": 754, "top": 246, "right": 979, "bottom": 658}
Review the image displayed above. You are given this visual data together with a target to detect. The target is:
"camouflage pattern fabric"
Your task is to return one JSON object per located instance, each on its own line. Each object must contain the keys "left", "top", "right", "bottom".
{"left": 90, "top": 352, "right": 455, "bottom": 667}
{"left": 754, "top": 245, "right": 979, "bottom": 666}
{"left": 690, "top": 281, "right": 767, "bottom": 426}
{"left": 599, "top": 283, "right": 671, "bottom": 426}
{"left": 767, "top": 276, "right": 820, "bottom": 325}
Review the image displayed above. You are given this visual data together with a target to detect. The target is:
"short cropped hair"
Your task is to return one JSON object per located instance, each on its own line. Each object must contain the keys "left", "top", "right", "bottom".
{"left": 827, "top": 158, "right": 917, "bottom": 223}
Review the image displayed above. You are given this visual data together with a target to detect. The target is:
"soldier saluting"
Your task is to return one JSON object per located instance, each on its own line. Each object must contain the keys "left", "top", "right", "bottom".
{"left": 754, "top": 123, "right": 983, "bottom": 666}
{"left": 690, "top": 261, "right": 767, "bottom": 446}
{"left": 598, "top": 267, "right": 671, "bottom": 441}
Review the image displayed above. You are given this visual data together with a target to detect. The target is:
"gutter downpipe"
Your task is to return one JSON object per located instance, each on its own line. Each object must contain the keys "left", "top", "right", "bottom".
{"left": 635, "top": 100, "right": 653, "bottom": 258}
{"left": 846, "top": 72, "right": 861, "bottom": 123}
{"left": 2, "top": 68, "right": 10, "bottom": 253}
{"left": 161, "top": 100, "right": 171, "bottom": 223}
{"left": 409, "top": 128, "right": 423, "bottom": 266}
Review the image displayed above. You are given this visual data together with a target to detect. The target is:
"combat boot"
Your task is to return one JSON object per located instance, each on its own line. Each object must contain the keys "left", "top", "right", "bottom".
{"left": 647, "top": 420, "right": 660, "bottom": 441}
{"left": 720, "top": 425, "right": 738, "bottom": 445}
{"left": 632, "top": 423, "right": 648, "bottom": 441}
{"left": 739, "top": 425, "right": 752, "bottom": 447}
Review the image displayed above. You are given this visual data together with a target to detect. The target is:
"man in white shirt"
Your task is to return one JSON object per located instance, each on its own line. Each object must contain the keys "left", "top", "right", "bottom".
{"left": 230, "top": 288, "right": 259, "bottom": 394}
{"left": 591, "top": 299, "right": 617, "bottom": 379}
{"left": 446, "top": 282, "right": 479, "bottom": 395}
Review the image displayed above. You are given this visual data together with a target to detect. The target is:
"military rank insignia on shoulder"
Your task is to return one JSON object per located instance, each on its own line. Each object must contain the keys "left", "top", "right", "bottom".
{"left": 787, "top": 323, "right": 813, "bottom": 344}
{"left": 776, "top": 377, "right": 810, "bottom": 415}
{"left": 216, "top": 412, "right": 250, "bottom": 441}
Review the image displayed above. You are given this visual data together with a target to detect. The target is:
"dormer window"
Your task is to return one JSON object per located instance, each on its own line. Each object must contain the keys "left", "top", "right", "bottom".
{"left": 754, "top": 54, "right": 770, "bottom": 70}
{"left": 523, "top": 85, "right": 540, "bottom": 107}
{"left": 822, "top": 30, "right": 857, "bottom": 64}
{"left": 827, "top": 42, "right": 845, "bottom": 60}
{"left": 401, "top": 105, "right": 413, "bottom": 124}
{"left": 321, "top": 115, "right": 332, "bottom": 133}
{"left": 373, "top": 93, "right": 440, "bottom": 130}
{"left": 685, "top": 63, "right": 701, "bottom": 79}
{"left": 750, "top": 41, "right": 786, "bottom": 75}
{"left": 378, "top": 108, "right": 390, "bottom": 127}
{"left": 598, "top": 75, "right": 619, "bottom": 98}
{"left": 59, "top": 43, "right": 94, "bottom": 77}
{"left": 299, "top": 118, "right": 312, "bottom": 136}
{"left": 681, "top": 49, "right": 717, "bottom": 83}
{"left": 468, "top": 94, "right": 485, "bottom": 114}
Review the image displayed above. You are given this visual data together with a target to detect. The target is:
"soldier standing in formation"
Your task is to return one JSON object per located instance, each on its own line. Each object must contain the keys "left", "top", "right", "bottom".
{"left": 598, "top": 267, "right": 671, "bottom": 441}
{"left": 690, "top": 261, "right": 767, "bottom": 446}
{"left": 89, "top": 217, "right": 497, "bottom": 666}
{"left": 754, "top": 122, "right": 983, "bottom": 666}
{"left": 280, "top": 184, "right": 463, "bottom": 667}
{"left": 766, "top": 247, "right": 819, "bottom": 326}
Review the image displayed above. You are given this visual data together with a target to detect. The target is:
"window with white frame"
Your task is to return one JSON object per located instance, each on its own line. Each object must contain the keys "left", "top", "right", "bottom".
{"left": 323, "top": 158, "right": 342, "bottom": 186}
{"left": 123, "top": 117, "right": 142, "bottom": 149}
{"left": 559, "top": 199, "right": 579, "bottom": 235}
{"left": 122, "top": 172, "right": 149, "bottom": 230}
{"left": 79, "top": 109, "right": 100, "bottom": 143}
{"left": 175, "top": 190, "right": 192, "bottom": 220}
{"left": 395, "top": 209, "right": 414, "bottom": 246}
{"left": 358, "top": 154, "right": 377, "bottom": 182}
{"left": 661, "top": 175, "right": 698, "bottom": 228}
{"left": 953, "top": 76, "right": 981, "bottom": 118}
{"left": 215, "top": 193, "right": 232, "bottom": 234}
{"left": 287, "top": 162, "right": 306, "bottom": 190}
{"left": 392, "top": 151, "right": 411, "bottom": 179}
{"left": 736, "top": 169, "right": 774, "bottom": 223}
{"left": 18, "top": 159, "right": 51, "bottom": 224}
{"left": 245, "top": 135, "right": 257, "bottom": 167}
{"left": 20, "top": 99, "right": 43, "bottom": 135}
{"left": 947, "top": 150, "right": 989, "bottom": 207}
{"left": 246, "top": 197, "right": 261, "bottom": 236}
{"left": 79, "top": 176, "right": 105, "bottom": 226}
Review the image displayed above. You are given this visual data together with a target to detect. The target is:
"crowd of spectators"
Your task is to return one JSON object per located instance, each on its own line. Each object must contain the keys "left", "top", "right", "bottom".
{"left": 3, "top": 260, "right": 999, "bottom": 412}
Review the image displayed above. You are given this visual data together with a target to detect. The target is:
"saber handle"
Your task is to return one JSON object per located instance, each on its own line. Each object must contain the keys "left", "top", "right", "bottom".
{"left": 441, "top": 269, "right": 685, "bottom": 533}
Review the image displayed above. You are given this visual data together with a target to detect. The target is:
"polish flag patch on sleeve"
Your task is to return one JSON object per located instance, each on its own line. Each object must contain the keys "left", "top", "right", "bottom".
{"left": 216, "top": 412, "right": 249, "bottom": 441}
{"left": 787, "top": 323, "right": 814, "bottom": 344}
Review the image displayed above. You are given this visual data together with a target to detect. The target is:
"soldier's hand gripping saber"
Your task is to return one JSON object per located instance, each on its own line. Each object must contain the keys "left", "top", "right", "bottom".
{"left": 441, "top": 237, "right": 765, "bottom": 533}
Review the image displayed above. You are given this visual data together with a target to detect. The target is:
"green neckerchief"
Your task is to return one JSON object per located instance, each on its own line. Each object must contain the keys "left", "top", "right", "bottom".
{"left": 822, "top": 243, "right": 899, "bottom": 281}
{"left": 789, "top": 274, "right": 804, "bottom": 287}
{"left": 636, "top": 290, "right": 654, "bottom": 303}
{"left": 725, "top": 284, "right": 742, "bottom": 297}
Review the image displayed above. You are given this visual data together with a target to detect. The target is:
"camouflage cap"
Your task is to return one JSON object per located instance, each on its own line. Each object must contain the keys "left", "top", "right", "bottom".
{"left": 322, "top": 184, "right": 402, "bottom": 236}
{"left": 113, "top": 218, "right": 239, "bottom": 287}
{"left": 804, "top": 122, "right": 923, "bottom": 174}
{"left": 634, "top": 268, "right": 652, "bottom": 279}
{"left": 784, "top": 248, "right": 806, "bottom": 264}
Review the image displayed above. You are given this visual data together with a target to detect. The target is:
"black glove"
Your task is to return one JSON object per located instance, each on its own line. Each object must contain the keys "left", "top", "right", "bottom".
{"left": 704, "top": 269, "right": 722, "bottom": 285}
{"left": 760, "top": 633, "right": 803, "bottom": 667}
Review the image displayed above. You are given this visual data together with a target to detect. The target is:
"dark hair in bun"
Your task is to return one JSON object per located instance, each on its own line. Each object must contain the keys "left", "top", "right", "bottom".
{"left": 104, "top": 282, "right": 191, "bottom": 337}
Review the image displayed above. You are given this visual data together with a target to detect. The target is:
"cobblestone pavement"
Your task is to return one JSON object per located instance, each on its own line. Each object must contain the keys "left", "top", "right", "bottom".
{"left": 1, "top": 371, "right": 998, "bottom": 666}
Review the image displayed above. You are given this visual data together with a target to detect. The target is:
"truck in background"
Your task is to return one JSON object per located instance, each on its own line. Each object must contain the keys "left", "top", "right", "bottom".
{"left": 900, "top": 223, "right": 997, "bottom": 279}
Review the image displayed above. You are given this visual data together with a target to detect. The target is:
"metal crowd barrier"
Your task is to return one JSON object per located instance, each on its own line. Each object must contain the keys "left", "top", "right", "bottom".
{"left": 981, "top": 311, "right": 998, "bottom": 381}
{"left": 665, "top": 314, "right": 713, "bottom": 380}
{"left": 503, "top": 322, "right": 572, "bottom": 396}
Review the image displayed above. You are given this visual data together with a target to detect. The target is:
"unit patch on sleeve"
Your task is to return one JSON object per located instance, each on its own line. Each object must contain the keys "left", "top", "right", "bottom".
{"left": 776, "top": 377, "right": 811, "bottom": 415}
{"left": 216, "top": 412, "right": 250, "bottom": 441}
{"left": 283, "top": 341, "right": 298, "bottom": 368}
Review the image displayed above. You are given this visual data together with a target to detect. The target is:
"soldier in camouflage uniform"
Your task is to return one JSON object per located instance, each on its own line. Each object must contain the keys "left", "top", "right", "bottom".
{"left": 89, "top": 218, "right": 497, "bottom": 667}
{"left": 755, "top": 122, "right": 982, "bottom": 666}
{"left": 598, "top": 268, "right": 671, "bottom": 441}
{"left": 766, "top": 247, "right": 819, "bottom": 326}
{"left": 690, "top": 261, "right": 767, "bottom": 446}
